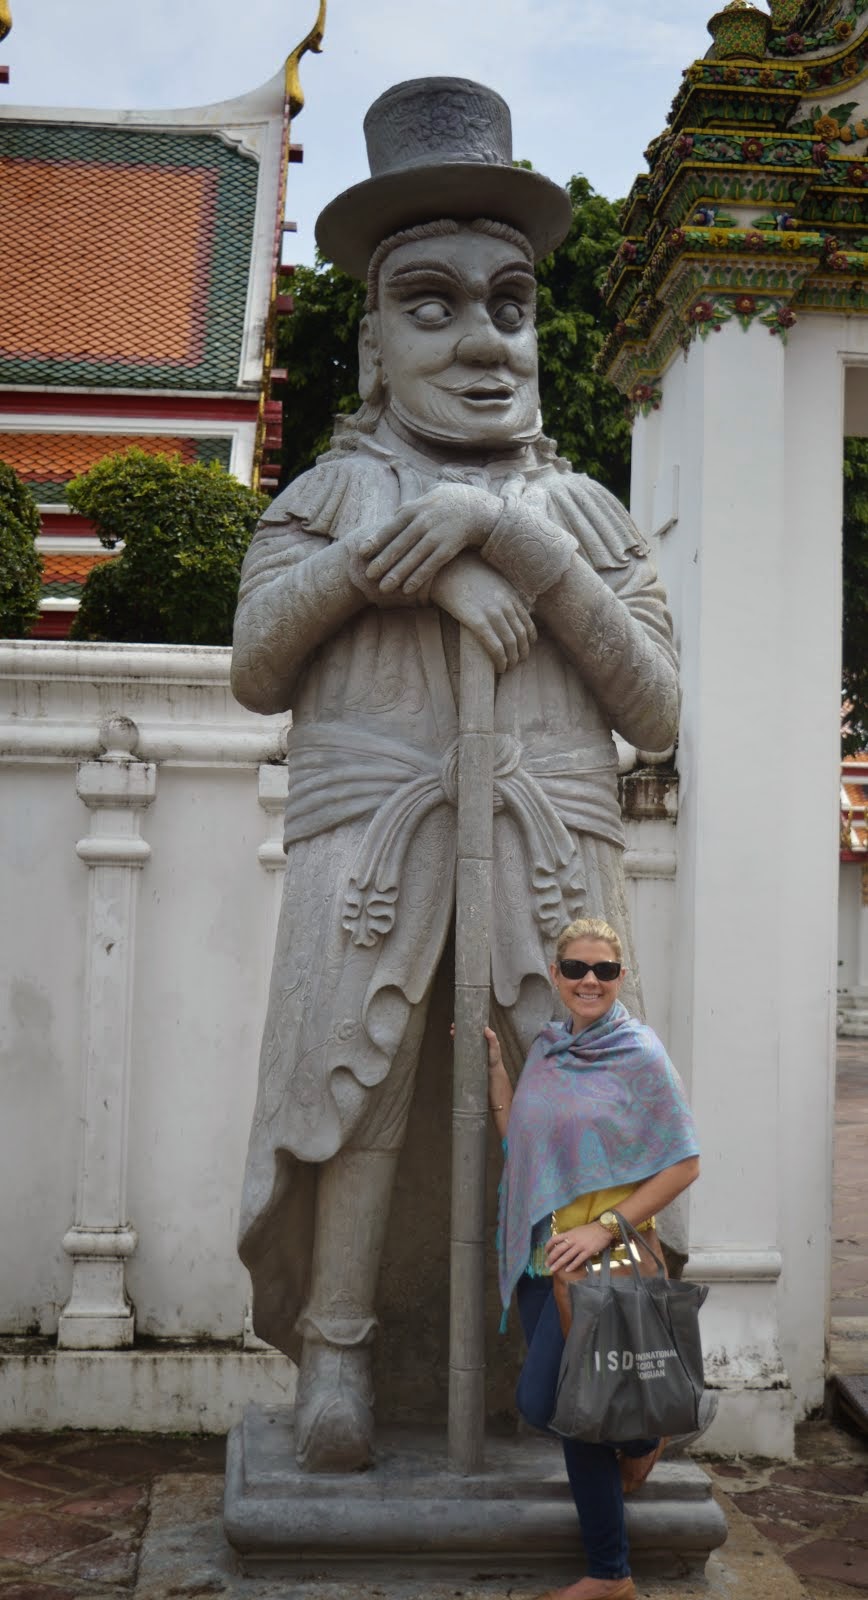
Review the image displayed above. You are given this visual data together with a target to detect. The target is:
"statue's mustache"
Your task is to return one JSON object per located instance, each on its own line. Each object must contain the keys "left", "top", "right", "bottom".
{"left": 432, "top": 373, "right": 523, "bottom": 396}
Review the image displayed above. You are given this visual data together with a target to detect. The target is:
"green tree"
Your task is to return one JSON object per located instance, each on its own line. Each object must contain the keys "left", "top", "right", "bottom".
{"left": 0, "top": 461, "right": 43, "bottom": 639}
{"left": 843, "top": 437, "right": 868, "bottom": 756}
{"left": 69, "top": 450, "right": 266, "bottom": 646}
{"left": 275, "top": 173, "right": 631, "bottom": 500}
{"left": 534, "top": 174, "right": 632, "bottom": 503}
{"left": 276, "top": 262, "right": 367, "bottom": 486}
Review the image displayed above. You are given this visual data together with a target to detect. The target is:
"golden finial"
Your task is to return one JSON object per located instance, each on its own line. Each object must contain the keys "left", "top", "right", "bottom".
{"left": 0, "top": 2, "right": 12, "bottom": 45}
{"left": 285, "top": 0, "right": 327, "bottom": 119}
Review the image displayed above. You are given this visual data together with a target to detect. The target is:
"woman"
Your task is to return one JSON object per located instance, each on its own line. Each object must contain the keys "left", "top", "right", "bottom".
{"left": 488, "top": 916, "right": 700, "bottom": 1600}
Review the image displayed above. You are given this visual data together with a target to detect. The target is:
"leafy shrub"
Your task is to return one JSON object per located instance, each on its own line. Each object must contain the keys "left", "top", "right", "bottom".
{"left": 68, "top": 450, "right": 267, "bottom": 645}
{"left": 0, "top": 461, "right": 43, "bottom": 639}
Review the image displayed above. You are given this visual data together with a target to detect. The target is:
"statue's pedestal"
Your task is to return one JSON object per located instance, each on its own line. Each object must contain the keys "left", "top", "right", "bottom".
{"left": 224, "top": 1404, "right": 727, "bottom": 1582}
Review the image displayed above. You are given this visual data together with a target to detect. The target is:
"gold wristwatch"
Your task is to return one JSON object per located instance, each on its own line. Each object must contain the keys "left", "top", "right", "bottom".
{"left": 598, "top": 1210, "right": 621, "bottom": 1239}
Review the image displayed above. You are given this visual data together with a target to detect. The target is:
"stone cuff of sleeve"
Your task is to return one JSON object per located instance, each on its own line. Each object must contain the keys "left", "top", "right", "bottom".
{"left": 480, "top": 502, "right": 575, "bottom": 603}
{"left": 346, "top": 546, "right": 432, "bottom": 608}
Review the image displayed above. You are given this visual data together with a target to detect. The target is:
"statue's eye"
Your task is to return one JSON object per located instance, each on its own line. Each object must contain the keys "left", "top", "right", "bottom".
{"left": 494, "top": 301, "right": 524, "bottom": 329}
{"left": 410, "top": 301, "right": 451, "bottom": 325}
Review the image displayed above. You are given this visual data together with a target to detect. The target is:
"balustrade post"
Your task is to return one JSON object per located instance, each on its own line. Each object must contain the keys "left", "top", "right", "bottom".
{"left": 57, "top": 715, "right": 156, "bottom": 1351}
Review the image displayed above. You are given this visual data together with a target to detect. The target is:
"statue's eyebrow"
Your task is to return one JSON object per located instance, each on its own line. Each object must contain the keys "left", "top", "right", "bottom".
{"left": 383, "top": 258, "right": 536, "bottom": 297}
{"left": 489, "top": 261, "right": 536, "bottom": 291}
{"left": 384, "top": 261, "right": 468, "bottom": 291}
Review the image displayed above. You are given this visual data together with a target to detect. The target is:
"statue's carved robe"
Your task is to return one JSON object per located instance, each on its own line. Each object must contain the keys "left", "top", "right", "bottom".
{"left": 231, "top": 428, "right": 679, "bottom": 1358}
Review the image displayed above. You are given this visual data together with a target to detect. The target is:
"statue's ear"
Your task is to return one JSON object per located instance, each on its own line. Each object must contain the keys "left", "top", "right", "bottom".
{"left": 358, "top": 313, "right": 384, "bottom": 402}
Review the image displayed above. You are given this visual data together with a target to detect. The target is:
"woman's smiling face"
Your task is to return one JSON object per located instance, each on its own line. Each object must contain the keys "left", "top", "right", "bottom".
{"left": 550, "top": 936, "right": 625, "bottom": 1033}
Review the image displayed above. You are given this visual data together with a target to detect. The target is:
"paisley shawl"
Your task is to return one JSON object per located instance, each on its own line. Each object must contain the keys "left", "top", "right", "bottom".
{"left": 497, "top": 1000, "right": 698, "bottom": 1310}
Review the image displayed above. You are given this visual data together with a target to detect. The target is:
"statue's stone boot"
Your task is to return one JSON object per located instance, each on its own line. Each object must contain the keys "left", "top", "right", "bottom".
{"left": 293, "top": 1150, "right": 399, "bottom": 1472}
{"left": 293, "top": 1338, "right": 375, "bottom": 1472}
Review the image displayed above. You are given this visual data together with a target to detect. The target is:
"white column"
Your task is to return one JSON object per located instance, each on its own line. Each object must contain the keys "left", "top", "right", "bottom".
{"left": 859, "top": 867, "right": 868, "bottom": 990}
{"left": 776, "top": 322, "right": 844, "bottom": 1418}
{"left": 653, "top": 320, "right": 799, "bottom": 1455}
{"left": 58, "top": 715, "right": 156, "bottom": 1350}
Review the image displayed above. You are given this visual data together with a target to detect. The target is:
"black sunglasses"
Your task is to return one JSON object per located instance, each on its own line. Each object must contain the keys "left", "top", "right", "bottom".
{"left": 558, "top": 959, "right": 622, "bottom": 982}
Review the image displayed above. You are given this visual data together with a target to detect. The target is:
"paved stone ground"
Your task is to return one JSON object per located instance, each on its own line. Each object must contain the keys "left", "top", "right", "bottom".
{"left": 833, "top": 1039, "right": 868, "bottom": 1328}
{"left": 0, "top": 1041, "right": 864, "bottom": 1599}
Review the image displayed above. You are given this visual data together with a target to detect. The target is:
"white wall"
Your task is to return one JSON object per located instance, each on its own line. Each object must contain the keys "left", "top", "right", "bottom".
{"left": 0, "top": 643, "right": 288, "bottom": 1345}
{"left": 628, "top": 313, "right": 868, "bottom": 1457}
{"left": 0, "top": 640, "right": 676, "bottom": 1429}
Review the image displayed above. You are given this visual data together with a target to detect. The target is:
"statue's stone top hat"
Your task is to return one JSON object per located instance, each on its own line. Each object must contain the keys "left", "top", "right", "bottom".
{"left": 316, "top": 77, "right": 573, "bottom": 280}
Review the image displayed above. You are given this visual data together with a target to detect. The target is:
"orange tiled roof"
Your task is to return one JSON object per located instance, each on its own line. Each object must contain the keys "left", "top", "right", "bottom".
{"left": 41, "top": 550, "right": 113, "bottom": 583}
{"left": 0, "top": 123, "right": 259, "bottom": 389}
{"left": 41, "top": 550, "right": 114, "bottom": 600}
{"left": 0, "top": 432, "right": 231, "bottom": 502}
{"left": 1, "top": 161, "right": 215, "bottom": 367}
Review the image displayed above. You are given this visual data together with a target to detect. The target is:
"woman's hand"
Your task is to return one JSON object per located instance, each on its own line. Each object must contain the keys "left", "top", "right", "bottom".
{"left": 484, "top": 1025, "right": 504, "bottom": 1071}
{"left": 484, "top": 1026, "right": 512, "bottom": 1136}
{"left": 545, "top": 1221, "right": 612, "bottom": 1275}
{"left": 450, "top": 1023, "right": 512, "bottom": 1136}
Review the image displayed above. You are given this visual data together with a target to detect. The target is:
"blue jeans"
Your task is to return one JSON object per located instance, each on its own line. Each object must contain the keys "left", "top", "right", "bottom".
{"left": 516, "top": 1273, "right": 658, "bottom": 1581}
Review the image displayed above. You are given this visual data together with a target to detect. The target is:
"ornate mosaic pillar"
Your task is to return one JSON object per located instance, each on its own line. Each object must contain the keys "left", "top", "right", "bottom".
{"left": 58, "top": 715, "right": 156, "bottom": 1350}
{"left": 598, "top": 2, "right": 868, "bottom": 1453}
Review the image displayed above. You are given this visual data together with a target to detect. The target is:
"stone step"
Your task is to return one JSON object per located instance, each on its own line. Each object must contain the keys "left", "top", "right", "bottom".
{"left": 837, "top": 1016, "right": 868, "bottom": 1037}
{"left": 831, "top": 1373, "right": 868, "bottom": 1436}
{"left": 224, "top": 1404, "right": 728, "bottom": 1582}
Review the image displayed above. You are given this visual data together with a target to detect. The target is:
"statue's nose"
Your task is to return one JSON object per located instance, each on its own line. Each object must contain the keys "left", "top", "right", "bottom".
{"left": 455, "top": 309, "right": 510, "bottom": 364}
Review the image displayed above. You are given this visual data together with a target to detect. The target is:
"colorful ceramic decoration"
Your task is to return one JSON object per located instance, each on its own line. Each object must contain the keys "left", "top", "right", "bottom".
{"left": 709, "top": 2, "right": 772, "bottom": 61}
{"left": 599, "top": 2, "right": 868, "bottom": 399}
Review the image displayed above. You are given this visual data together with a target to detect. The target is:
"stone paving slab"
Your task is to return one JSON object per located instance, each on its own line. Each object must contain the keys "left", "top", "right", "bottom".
{"left": 0, "top": 1432, "right": 223, "bottom": 1600}
{"left": 712, "top": 1419, "right": 868, "bottom": 1595}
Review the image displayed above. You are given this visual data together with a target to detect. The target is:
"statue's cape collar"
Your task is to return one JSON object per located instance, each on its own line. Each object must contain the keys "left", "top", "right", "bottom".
{"left": 258, "top": 417, "right": 650, "bottom": 574}
{"left": 333, "top": 417, "right": 556, "bottom": 487}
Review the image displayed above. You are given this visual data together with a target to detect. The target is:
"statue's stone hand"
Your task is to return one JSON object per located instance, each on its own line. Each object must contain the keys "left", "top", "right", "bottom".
{"left": 431, "top": 553, "right": 536, "bottom": 672}
{"left": 343, "top": 525, "right": 432, "bottom": 607}
{"left": 361, "top": 484, "right": 502, "bottom": 596}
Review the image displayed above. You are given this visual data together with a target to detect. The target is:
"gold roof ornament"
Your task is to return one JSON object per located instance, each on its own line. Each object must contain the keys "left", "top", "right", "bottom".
{"left": 286, "top": 0, "right": 327, "bottom": 119}
{"left": 0, "top": 1, "right": 12, "bottom": 45}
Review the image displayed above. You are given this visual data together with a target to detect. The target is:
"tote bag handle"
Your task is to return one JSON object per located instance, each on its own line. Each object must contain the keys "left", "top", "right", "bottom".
{"left": 597, "top": 1210, "right": 668, "bottom": 1290}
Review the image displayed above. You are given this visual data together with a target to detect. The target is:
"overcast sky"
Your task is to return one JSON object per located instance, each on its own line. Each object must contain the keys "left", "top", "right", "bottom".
{"left": 4, "top": 0, "right": 731, "bottom": 266}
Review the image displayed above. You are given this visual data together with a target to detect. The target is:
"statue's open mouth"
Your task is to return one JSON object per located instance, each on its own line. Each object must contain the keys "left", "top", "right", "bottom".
{"left": 459, "top": 384, "right": 514, "bottom": 402}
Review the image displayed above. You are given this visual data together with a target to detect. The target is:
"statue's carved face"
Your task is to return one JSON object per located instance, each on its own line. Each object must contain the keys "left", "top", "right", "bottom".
{"left": 364, "top": 229, "right": 540, "bottom": 450}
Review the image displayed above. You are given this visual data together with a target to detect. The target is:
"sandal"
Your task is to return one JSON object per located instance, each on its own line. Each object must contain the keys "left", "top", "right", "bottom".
{"left": 534, "top": 1579, "right": 637, "bottom": 1600}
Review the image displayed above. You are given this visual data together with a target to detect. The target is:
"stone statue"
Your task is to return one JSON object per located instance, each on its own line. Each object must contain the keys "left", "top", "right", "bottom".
{"left": 230, "top": 77, "right": 679, "bottom": 1474}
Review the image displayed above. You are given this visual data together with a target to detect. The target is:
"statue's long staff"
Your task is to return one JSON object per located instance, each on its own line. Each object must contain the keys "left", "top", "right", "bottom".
{"left": 449, "top": 627, "right": 495, "bottom": 1474}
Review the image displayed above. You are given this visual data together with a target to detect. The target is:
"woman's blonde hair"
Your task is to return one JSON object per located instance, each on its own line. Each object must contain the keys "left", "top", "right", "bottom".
{"left": 556, "top": 917, "right": 622, "bottom": 961}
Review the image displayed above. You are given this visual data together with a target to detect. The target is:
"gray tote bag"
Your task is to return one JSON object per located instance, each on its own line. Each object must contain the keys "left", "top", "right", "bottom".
{"left": 549, "top": 1213, "right": 709, "bottom": 1444}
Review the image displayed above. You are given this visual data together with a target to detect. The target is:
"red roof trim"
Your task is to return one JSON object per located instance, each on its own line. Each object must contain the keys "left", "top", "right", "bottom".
{"left": 0, "top": 392, "right": 258, "bottom": 422}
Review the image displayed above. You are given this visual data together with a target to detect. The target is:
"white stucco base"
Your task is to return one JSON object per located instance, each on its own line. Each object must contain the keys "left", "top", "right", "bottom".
{"left": 700, "top": 1384, "right": 795, "bottom": 1461}
{"left": 0, "top": 1346, "right": 295, "bottom": 1433}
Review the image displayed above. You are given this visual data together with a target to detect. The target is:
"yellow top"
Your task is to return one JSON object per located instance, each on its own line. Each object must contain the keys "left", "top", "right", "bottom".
{"left": 528, "top": 1183, "right": 656, "bottom": 1276}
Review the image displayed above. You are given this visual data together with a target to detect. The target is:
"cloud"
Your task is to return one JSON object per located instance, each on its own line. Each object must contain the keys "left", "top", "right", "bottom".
{"left": 4, "top": 0, "right": 720, "bottom": 262}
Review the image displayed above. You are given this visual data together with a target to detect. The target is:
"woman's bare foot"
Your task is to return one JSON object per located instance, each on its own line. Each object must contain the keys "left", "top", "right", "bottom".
{"left": 619, "top": 1435, "right": 668, "bottom": 1493}
{"left": 534, "top": 1577, "right": 637, "bottom": 1600}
